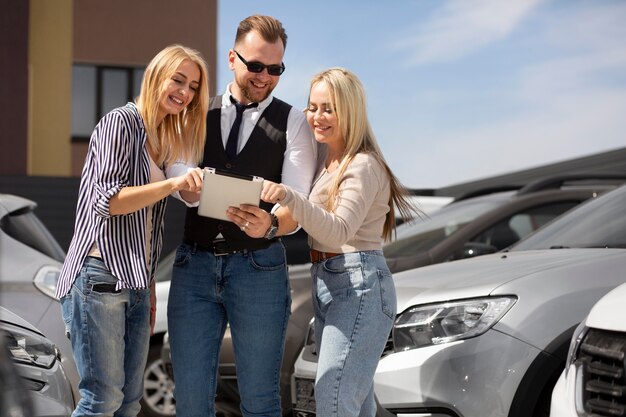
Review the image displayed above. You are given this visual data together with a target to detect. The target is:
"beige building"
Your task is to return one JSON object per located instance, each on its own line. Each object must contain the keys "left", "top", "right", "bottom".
{"left": 1, "top": 0, "right": 217, "bottom": 176}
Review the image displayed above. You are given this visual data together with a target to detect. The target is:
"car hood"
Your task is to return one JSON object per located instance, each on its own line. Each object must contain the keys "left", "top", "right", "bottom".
{"left": 385, "top": 251, "right": 431, "bottom": 274}
{"left": 392, "top": 249, "right": 625, "bottom": 313}
{"left": 0, "top": 306, "right": 44, "bottom": 336}
{"left": 585, "top": 282, "right": 626, "bottom": 332}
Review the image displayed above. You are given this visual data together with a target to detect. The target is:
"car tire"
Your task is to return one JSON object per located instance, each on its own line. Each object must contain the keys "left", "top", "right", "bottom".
{"left": 139, "top": 343, "right": 176, "bottom": 417}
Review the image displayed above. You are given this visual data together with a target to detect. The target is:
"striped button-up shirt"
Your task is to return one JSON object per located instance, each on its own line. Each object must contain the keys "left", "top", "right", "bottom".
{"left": 56, "top": 103, "right": 166, "bottom": 298}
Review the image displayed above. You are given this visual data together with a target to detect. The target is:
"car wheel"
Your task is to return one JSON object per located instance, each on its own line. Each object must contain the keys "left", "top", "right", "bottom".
{"left": 140, "top": 343, "right": 176, "bottom": 417}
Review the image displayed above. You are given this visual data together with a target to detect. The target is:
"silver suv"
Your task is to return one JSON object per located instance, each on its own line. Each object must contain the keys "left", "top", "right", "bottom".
{"left": 293, "top": 184, "right": 626, "bottom": 417}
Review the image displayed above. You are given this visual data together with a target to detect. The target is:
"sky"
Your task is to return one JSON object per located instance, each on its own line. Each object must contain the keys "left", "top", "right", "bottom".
{"left": 215, "top": 0, "right": 626, "bottom": 189}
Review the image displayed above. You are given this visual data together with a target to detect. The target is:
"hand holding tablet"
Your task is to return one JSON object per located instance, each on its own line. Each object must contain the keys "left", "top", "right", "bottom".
{"left": 197, "top": 167, "right": 264, "bottom": 221}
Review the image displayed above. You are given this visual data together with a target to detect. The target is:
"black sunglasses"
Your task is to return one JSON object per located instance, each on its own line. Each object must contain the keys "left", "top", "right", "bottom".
{"left": 234, "top": 50, "right": 285, "bottom": 76}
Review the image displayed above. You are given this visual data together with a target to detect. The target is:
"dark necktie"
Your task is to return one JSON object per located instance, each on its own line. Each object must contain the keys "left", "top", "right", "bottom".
{"left": 225, "top": 96, "right": 258, "bottom": 160}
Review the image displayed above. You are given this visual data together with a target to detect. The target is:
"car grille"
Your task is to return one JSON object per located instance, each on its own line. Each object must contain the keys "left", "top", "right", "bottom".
{"left": 579, "top": 328, "right": 626, "bottom": 416}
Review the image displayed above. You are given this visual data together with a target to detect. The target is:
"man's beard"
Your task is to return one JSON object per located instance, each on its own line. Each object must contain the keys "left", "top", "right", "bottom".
{"left": 239, "top": 80, "right": 274, "bottom": 103}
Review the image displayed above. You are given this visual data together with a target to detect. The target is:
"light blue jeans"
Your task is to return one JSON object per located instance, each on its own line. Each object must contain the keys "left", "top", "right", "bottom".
{"left": 60, "top": 256, "right": 151, "bottom": 417}
{"left": 167, "top": 241, "right": 291, "bottom": 417}
{"left": 312, "top": 250, "right": 396, "bottom": 417}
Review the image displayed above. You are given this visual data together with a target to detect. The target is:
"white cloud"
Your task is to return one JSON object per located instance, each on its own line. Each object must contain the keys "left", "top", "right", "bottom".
{"left": 519, "top": 3, "right": 626, "bottom": 103}
{"left": 396, "top": 0, "right": 544, "bottom": 66}
{"left": 384, "top": 0, "right": 626, "bottom": 188}
{"left": 390, "top": 84, "right": 626, "bottom": 188}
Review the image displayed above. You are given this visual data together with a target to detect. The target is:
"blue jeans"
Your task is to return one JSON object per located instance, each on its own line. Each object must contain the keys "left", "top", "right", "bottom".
{"left": 167, "top": 241, "right": 291, "bottom": 417}
{"left": 60, "top": 257, "right": 151, "bottom": 417}
{"left": 312, "top": 251, "right": 396, "bottom": 417}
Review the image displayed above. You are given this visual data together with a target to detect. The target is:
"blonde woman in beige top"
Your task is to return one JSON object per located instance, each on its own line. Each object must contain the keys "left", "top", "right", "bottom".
{"left": 235, "top": 67, "right": 417, "bottom": 417}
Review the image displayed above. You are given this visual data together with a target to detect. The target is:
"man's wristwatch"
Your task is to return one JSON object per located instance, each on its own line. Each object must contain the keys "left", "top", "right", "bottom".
{"left": 264, "top": 213, "right": 279, "bottom": 240}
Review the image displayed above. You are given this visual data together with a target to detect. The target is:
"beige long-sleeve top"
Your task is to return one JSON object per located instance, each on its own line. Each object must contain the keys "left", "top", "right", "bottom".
{"left": 279, "top": 152, "right": 391, "bottom": 254}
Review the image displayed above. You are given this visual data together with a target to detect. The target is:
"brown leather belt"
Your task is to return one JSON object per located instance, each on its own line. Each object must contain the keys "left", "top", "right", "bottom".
{"left": 310, "top": 249, "right": 342, "bottom": 263}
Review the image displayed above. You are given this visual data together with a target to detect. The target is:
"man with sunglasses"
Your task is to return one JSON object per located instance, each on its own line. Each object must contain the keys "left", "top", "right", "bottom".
{"left": 166, "top": 14, "right": 316, "bottom": 417}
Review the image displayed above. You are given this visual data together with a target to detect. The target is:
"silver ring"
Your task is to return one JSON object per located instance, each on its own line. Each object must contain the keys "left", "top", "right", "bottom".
{"left": 241, "top": 226, "right": 246, "bottom": 231}
{"left": 245, "top": 221, "right": 250, "bottom": 228}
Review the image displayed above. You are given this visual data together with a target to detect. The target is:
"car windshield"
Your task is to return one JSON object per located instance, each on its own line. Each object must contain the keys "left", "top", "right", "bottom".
{"left": 384, "top": 192, "right": 514, "bottom": 258}
{"left": 1, "top": 209, "right": 66, "bottom": 263}
{"left": 511, "top": 185, "right": 626, "bottom": 251}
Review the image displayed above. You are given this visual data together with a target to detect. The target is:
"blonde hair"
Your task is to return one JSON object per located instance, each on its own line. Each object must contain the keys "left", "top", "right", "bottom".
{"left": 135, "top": 44, "right": 209, "bottom": 166}
{"left": 309, "top": 67, "right": 420, "bottom": 242}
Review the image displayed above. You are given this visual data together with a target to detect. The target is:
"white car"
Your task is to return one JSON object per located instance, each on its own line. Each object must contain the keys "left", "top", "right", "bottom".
{"left": 292, "top": 183, "right": 626, "bottom": 417}
{"left": 549, "top": 282, "right": 626, "bottom": 417}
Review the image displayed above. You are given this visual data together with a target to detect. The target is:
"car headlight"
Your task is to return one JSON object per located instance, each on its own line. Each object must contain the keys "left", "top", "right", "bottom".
{"left": 393, "top": 296, "right": 517, "bottom": 352}
{"left": 33, "top": 265, "right": 61, "bottom": 300}
{"left": 2, "top": 326, "right": 58, "bottom": 369}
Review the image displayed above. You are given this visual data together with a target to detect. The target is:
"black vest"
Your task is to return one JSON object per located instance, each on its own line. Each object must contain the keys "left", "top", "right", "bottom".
{"left": 182, "top": 95, "right": 292, "bottom": 250}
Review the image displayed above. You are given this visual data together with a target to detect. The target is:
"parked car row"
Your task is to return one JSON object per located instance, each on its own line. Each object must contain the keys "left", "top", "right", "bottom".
{"left": 384, "top": 173, "right": 625, "bottom": 272}
{"left": 159, "top": 174, "right": 626, "bottom": 416}
{"left": 1, "top": 173, "right": 624, "bottom": 417}
{"left": 292, "top": 181, "right": 626, "bottom": 417}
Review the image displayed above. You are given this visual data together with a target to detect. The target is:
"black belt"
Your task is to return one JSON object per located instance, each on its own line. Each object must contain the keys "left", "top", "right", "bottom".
{"left": 184, "top": 238, "right": 254, "bottom": 256}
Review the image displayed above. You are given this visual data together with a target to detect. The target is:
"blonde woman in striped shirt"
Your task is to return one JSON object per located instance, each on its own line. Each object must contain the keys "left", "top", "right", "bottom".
{"left": 56, "top": 44, "right": 209, "bottom": 417}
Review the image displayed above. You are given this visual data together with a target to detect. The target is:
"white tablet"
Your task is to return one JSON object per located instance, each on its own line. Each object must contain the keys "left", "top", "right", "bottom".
{"left": 197, "top": 167, "right": 264, "bottom": 221}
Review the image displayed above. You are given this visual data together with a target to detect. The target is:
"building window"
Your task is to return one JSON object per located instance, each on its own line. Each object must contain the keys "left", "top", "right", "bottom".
{"left": 71, "top": 65, "right": 145, "bottom": 141}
